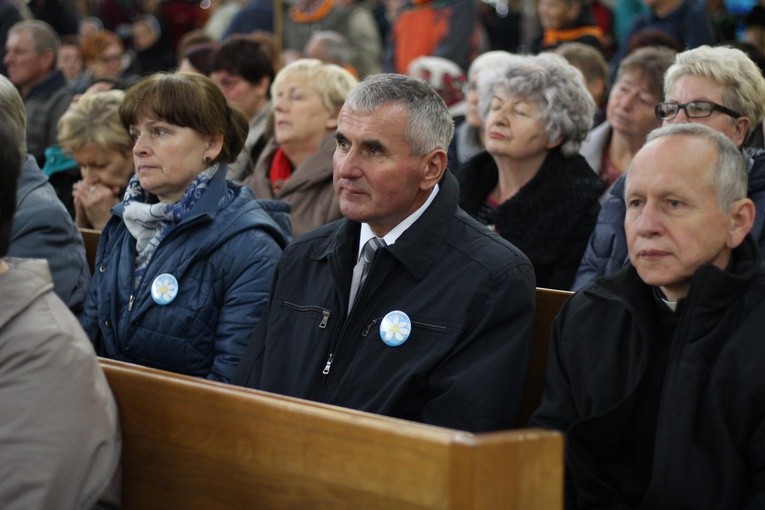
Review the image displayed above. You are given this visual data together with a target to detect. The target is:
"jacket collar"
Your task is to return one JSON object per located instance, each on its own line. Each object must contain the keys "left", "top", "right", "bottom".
{"left": 313, "top": 170, "right": 459, "bottom": 281}
{"left": 460, "top": 148, "right": 605, "bottom": 264}
{"left": 24, "top": 69, "right": 67, "bottom": 99}
{"left": 588, "top": 234, "right": 763, "bottom": 315}
{"left": 16, "top": 155, "right": 48, "bottom": 203}
{"left": 460, "top": 148, "right": 605, "bottom": 217}
{"left": 278, "top": 133, "right": 336, "bottom": 193}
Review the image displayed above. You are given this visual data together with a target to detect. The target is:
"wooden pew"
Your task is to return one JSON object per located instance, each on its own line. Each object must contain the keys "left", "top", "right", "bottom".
{"left": 516, "top": 287, "right": 574, "bottom": 427}
{"left": 100, "top": 359, "right": 564, "bottom": 509}
{"left": 79, "top": 227, "right": 101, "bottom": 273}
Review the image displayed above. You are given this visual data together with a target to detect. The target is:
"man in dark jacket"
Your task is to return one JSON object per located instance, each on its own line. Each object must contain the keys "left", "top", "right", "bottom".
{"left": 531, "top": 123, "right": 765, "bottom": 508}
{"left": 235, "top": 74, "right": 536, "bottom": 433}
{"left": 4, "top": 20, "right": 73, "bottom": 167}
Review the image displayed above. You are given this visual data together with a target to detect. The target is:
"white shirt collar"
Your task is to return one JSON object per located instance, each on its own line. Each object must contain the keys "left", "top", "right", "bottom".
{"left": 356, "top": 184, "right": 439, "bottom": 260}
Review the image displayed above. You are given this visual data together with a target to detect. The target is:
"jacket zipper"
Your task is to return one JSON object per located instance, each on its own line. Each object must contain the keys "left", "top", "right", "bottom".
{"left": 121, "top": 215, "right": 207, "bottom": 337}
{"left": 281, "top": 302, "right": 336, "bottom": 374}
{"left": 324, "top": 318, "right": 448, "bottom": 375}
{"left": 282, "top": 302, "right": 331, "bottom": 329}
{"left": 322, "top": 354, "right": 334, "bottom": 374}
{"left": 410, "top": 320, "right": 447, "bottom": 333}
{"left": 361, "top": 318, "right": 448, "bottom": 337}
{"left": 361, "top": 318, "right": 379, "bottom": 337}
{"left": 323, "top": 319, "right": 379, "bottom": 376}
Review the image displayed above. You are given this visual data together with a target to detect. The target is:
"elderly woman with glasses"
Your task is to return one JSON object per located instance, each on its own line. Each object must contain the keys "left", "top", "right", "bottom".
{"left": 574, "top": 45, "right": 765, "bottom": 290}
{"left": 458, "top": 53, "right": 605, "bottom": 290}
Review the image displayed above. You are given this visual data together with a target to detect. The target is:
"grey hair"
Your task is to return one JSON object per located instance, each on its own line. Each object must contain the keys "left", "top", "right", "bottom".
{"left": 306, "top": 30, "right": 353, "bottom": 66}
{"left": 9, "top": 20, "right": 59, "bottom": 65}
{"left": 478, "top": 53, "right": 594, "bottom": 157}
{"left": 0, "top": 74, "right": 27, "bottom": 158}
{"left": 664, "top": 45, "right": 765, "bottom": 138}
{"left": 343, "top": 73, "right": 454, "bottom": 156}
{"left": 640, "top": 123, "right": 748, "bottom": 212}
{"left": 467, "top": 50, "right": 522, "bottom": 81}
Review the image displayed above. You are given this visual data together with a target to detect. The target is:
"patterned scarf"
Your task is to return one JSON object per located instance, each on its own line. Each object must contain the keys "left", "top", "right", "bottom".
{"left": 122, "top": 164, "right": 219, "bottom": 290}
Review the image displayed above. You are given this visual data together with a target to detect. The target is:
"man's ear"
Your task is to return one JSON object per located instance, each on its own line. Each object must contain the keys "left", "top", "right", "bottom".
{"left": 420, "top": 149, "right": 447, "bottom": 190}
{"left": 42, "top": 49, "right": 57, "bottom": 72}
{"left": 726, "top": 197, "right": 756, "bottom": 248}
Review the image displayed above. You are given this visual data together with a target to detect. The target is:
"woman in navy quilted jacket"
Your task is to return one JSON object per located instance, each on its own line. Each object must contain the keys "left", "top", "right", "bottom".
{"left": 80, "top": 72, "right": 291, "bottom": 382}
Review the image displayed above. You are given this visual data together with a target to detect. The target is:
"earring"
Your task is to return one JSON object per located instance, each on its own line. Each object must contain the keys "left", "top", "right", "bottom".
{"left": 203, "top": 155, "right": 212, "bottom": 164}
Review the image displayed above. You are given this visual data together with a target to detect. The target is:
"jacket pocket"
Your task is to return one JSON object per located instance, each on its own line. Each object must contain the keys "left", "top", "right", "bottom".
{"left": 282, "top": 301, "right": 332, "bottom": 329}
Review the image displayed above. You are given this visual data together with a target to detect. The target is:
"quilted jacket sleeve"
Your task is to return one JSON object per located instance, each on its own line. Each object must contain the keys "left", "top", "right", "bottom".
{"left": 206, "top": 227, "right": 283, "bottom": 383}
{"left": 572, "top": 176, "right": 629, "bottom": 291}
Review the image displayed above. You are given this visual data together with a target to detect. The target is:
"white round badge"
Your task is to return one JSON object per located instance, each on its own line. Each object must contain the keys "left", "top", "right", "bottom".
{"left": 151, "top": 273, "right": 179, "bottom": 305}
{"left": 379, "top": 310, "right": 412, "bottom": 347}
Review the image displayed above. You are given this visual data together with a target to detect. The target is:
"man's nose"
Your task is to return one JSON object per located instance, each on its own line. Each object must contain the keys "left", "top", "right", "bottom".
{"left": 633, "top": 202, "right": 663, "bottom": 236}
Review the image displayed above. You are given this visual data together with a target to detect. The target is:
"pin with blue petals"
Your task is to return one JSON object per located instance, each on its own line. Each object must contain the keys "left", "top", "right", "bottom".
{"left": 379, "top": 310, "right": 411, "bottom": 347}
{"left": 151, "top": 273, "right": 179, "bottom": 305}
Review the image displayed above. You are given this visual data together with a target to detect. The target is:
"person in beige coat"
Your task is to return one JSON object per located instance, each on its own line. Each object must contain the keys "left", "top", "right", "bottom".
{"left": 245, "top": 59, "right": 357, "bottom": 237}
{"left": 0, "top": 113, "right": 121, "bottom": 509}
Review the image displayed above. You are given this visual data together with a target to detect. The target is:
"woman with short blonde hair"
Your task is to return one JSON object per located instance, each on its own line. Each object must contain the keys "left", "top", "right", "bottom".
{"left": 245, "top": 58, "right": 358, "bottom": 236}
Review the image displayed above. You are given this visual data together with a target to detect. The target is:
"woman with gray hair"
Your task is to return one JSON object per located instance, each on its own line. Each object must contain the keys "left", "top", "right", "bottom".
{"left": 459, "top": 53, "right": 605, "bottom": 290}
{"left": 452, "top": 50, "right": 521, "bottom": 169}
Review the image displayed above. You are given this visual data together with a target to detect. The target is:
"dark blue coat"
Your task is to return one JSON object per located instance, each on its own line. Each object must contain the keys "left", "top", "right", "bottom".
{"left": 80, "top": 167, "right": 291, "bottom": 382}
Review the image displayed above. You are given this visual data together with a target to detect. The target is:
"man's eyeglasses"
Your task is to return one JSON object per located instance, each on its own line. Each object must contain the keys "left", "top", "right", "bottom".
{"left": 654, "top": 101, "right": 743, "bottom": 121}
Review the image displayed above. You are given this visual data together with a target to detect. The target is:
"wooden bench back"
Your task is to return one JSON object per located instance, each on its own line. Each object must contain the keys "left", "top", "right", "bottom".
{"left": 516, "top": 287, "right": 573, "bottom": 427}
{"left": 100, "top": 359, "right": 564, "bottom": 509}
{"left": 79, "top": 227, "right": 100, "bottom": 273}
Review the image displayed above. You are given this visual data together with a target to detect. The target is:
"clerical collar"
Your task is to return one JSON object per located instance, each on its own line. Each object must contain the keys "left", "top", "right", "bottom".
{"left": 661, "top": 297, "right": 678, "bottom": 312}
{"left": 652, "top": 286, "right": 678, "bottom": 312}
